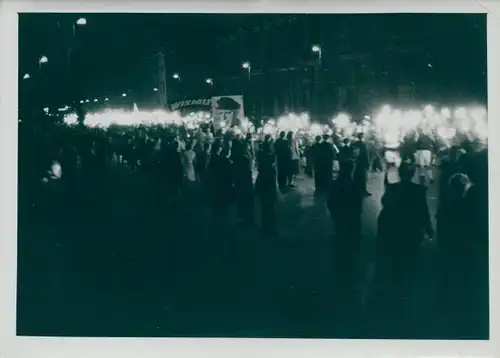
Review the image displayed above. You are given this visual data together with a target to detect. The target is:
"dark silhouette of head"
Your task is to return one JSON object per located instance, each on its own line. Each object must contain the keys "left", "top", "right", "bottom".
{"left": 449, "top": 172, "right": 472, "bottom": 198}
{"left": 398, "top": 161, "right": 416, "bottom": 182}
{"left": 279, "top": 131, "right": 286, "bottom": 138}
{"left": 315, "top": 135, "right": 322, "bottom": 143}
{"left": 216, "top": 97, "right": 241, "bottom": 111}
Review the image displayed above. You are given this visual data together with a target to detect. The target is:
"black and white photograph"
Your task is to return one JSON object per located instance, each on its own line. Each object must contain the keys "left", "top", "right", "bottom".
{"left": 1, "top": 1, "right": 497, "bottom": 356}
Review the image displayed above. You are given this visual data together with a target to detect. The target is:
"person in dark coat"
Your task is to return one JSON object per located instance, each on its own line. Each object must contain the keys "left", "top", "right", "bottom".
{"left": 274, "top": 131, "right": 290, "bottom": 191}
{"left": 338, "top": 137, "right": 354, "bottom": 173}
{"left": 437, "top": 150, "right": 489, "bottom": 338}
{"left": 255, "top": 136, "right": 279, "bottom": 235}
{"left": 376, "top": 161, "right": 433, "bottom": 307}
{"left": 232, "top": 134, "right": 256, "bottom": 226}
{"left": 327, "top": 160, "right": 365, "bottom": 303}
{"left": 162, "top": 137, "right": 184, "bottom": 210}
{"left": 212, "top": 141, "right": 234, "bottom": 219}
{"left": 352, "top": 132, "right": 372, "bottom": 196}
{"left": 197, "top": 142, "right": 212, "bottom": 198}
{"left": 314, "top": 135, "right": 335, "bottom": 195}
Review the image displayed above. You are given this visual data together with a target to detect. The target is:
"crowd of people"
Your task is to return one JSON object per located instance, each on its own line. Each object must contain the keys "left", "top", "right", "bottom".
{"left": 18, "top": 116, "right": 489, "bottom": 337}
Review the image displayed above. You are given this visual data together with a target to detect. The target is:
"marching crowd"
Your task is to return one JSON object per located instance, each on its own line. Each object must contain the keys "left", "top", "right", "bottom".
{"left": 18, "top": 118, "right": 489, "bottom": 337}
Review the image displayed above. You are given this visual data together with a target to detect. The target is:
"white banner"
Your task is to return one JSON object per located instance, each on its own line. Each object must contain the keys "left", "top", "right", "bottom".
{"left": 211, "top": 95, "right": 245, "bottom": 131}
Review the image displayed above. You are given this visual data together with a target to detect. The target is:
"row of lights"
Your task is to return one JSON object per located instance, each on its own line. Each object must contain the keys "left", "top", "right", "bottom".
{"left": 38, "top": 46, "right": 322, "bottom": 111}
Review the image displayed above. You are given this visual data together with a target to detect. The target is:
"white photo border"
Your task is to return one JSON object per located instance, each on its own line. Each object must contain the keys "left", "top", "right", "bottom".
{"left": 1, "top": 0, "right": 498, "bottom": 357}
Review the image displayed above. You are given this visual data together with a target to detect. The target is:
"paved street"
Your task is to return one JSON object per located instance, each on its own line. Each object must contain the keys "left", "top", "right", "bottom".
{"left": 17, "top": 169, "right": 444, "bottom": 338}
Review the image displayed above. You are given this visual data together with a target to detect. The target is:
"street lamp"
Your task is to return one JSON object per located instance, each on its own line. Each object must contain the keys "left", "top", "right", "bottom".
{"left": 153, "top": 88, "right": 158, "bottom": 92}
{"left": 104, "top": 97, "right": 109, "bottom": 101}
{"left": 38, "top": 56, "right": 48, "bottom": 70}
{"left": 206, "top": 78, "right": 214, "bottom": 85}
{"left": 312, "top": 44, "right": 322, "bottom": 60}
{"left": 173, "top": 73, "right": 180, "bottom": 80}
{"left": 242, "top": 61, "right": 251, "bottom": 80}
{"left": 38, "top": 56, "right": 48, "bottom": 69}
{"left": 73, "top": 17, "right": 87, "bottom": 37}
{"left": 122, "top": 93, "right": 127, "bottom": 97}
{"left": 23, "top": 73, "right": 30, "bottom": 80}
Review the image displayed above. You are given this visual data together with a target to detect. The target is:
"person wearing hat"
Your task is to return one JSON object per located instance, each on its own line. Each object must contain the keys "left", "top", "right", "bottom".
{"left": 376, "top": 161, "right": 433, "bottom": 308}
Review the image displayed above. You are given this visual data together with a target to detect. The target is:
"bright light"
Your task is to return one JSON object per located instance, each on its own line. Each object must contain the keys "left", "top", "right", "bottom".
{"left": 39, "top": 56, "right": 48, "bottom": 64}
{"left": 471, "top": 107, "right": 487, "bottom": 119}
{"left": 427, "top": 63, "right": 433, "bottom": 68}
{"left": 441, "top": 107, "right": 451, "bottom": 119}
{"left": 242, "top": 62, "right": 250, "bottom": 69}
{"left": 454, "top": 107, "right": 467, "bottom": 119}
{"left": 173, "top": 73, "right": 180, "bottom": 79}
{"left": 76, "top": 18, "right": 87, "bottom": 25}
{"left": 43, "top": 107, "right": 49, "bottom": 113}
{"left": 23, "top": 73, "right": 30, "bottom": 80}
{"left": 381, "top": 105, "right": 392, "bottom": 114}
{"left": 206, "top": 78, "right": 213, "bottom": 84}
{"left": 85, "top": 99, "right": 90, "bottom": 103}
{"left": 80, "top": 100, "right": 84, "bottom": 104}
{"left": 364, "top": 115, "right": 371, "bottom": 120}
{"left": 312, "top": 45, "right": 321, "bottom": 53}
{"left": 333, "top": 113, "right": 350, "bottom": 128}
{"left": 424, "top": 104, "right": 434, "bottom": 113}
{"left": 51, "top": 161, "right": 62, "bottom": 179}
{"left": 122, "top": 93, "right": 127, "bottom": 97}
{"left": 153, "top": 88, "right": 158, "bottom": 92}
{"left": 104, "top": 97, "right": 109, "bottom": 101}
{"left": 94, "top": 98, "right": 98, "bottom": 103}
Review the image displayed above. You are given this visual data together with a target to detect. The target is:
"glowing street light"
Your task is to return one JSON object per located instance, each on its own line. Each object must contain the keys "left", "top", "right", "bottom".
{"left": 153, "top": 88, "right": 158, "bottom": 92}
{"left": 79, "top": 100, "right": 84, "bottom": 104}
{"left": 312, "top": 44, "right": 322, "bottom": 60}
{"left": 85, "top": 99, "right": 90, "bottom": 103}
{"left": 23, "top": 73, "right": 30, "bottom": 80}
{"left": 242, "top": 61, "right": 251, "bottom": 80}
{"left": 38, "top": 56, "right": 48, "bottom": 69}
{"left": 173, "top": 73, "right": 180, "bottom": 80}
{"left": 104, "top": 97, "right": 109, "bottom": 101}
{"left": 94, "top": 98, "right": 98, "bottom": 103}
{"left": 122, "top": 93, "right": 127, "bottom": 97}
{"left": 73, "top": 18, "right": 87, "bottom": 37}
{"left": 206, "top": 78, "right": 214, "bottom": 85}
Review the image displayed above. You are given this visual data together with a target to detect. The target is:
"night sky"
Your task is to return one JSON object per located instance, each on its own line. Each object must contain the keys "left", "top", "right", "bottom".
{"left": 18, "top": 13, "right": 487, "bottom": 104}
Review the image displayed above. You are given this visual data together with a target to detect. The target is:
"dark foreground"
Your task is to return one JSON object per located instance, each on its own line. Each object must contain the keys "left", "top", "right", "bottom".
{"left": 16, "top": 170, "right": 486, "bottom": 339}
